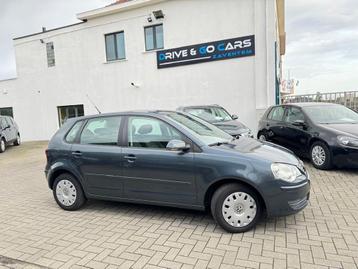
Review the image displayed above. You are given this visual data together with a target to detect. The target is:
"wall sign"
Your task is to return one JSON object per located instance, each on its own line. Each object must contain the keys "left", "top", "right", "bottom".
{"left": 156, "top": 35, "right": 255, "bottom": 69}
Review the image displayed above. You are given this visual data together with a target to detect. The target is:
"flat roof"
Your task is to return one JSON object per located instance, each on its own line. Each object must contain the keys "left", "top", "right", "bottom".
{"left": 13, "top": 21, "right": 86, "bottom": 41}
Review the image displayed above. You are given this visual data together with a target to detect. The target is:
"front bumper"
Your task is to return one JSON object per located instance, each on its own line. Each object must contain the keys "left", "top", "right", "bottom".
{"left": 266, "top": 179, "right": 311, "bottom": 217}
{"left": 331, "top": 146, "right": 358, "bottom": 169}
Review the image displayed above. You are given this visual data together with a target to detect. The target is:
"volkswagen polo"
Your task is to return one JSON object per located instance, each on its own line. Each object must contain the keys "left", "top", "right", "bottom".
{"left": 45, "top": 111, "right": 310, "bottom": 233}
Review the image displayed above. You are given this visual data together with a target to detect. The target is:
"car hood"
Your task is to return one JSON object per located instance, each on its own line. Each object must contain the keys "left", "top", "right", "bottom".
{"left": 212, "top": 120, "right": 250, "bottom": 135}
{"left": 318, "top": 123, "right": 358, "bottom": 138}
{"left": 210, "top": 137, "right": 300, "bottom": 165}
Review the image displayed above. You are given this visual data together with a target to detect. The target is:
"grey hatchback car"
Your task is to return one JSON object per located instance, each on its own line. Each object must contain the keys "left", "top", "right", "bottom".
{"left": 0, "top": 115, "right": 21, "bottom": 153}
{"left": 45, "top": 111, "right": 310, "bottom": 233}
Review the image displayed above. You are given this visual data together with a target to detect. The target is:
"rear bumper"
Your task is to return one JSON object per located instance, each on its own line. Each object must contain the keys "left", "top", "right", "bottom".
{"left": 331, "top": 146, "right": 358, "bottom": 169}
{"left": 266, "top": 180, "right": 310, "bottom": 217}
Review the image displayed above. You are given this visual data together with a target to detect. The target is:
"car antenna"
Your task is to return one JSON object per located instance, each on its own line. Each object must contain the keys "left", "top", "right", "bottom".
{"left": 86, "top": 94, "right": 101, "bottom": 114}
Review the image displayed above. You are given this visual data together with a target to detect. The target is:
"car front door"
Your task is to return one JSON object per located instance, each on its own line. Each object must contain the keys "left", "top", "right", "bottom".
{"left": 282, "top": 106, "right": 311, "bottom": 157}
{"left": 71, "top": 116, "right": 124, "bottom": 197}
{"left": 121, "top": 116, "right": 196, "bottom": 205}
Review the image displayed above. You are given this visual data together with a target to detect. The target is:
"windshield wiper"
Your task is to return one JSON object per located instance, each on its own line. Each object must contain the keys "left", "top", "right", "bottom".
{"left": 208, "top": 141, "right": 229, "bottom": 146}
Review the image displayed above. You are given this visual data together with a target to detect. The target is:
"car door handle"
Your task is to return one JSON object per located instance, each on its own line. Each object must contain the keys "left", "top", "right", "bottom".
{"left": 124, "top": 155, "right": 137, "bottom": 162}
{"left": 72, "top": 151, "right": 82, "bottom": 157}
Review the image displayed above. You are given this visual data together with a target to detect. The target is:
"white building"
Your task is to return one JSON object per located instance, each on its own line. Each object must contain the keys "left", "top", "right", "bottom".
{"left": 0, "top": 0, "right": 285, "bottom": 141}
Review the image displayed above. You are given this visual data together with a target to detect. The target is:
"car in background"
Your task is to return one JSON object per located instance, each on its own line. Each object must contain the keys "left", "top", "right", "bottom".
{"left": 45, "top": 110, "right": 310, "bottom": 233}
{"left": 258, "top": 103, "right": 358, "bottom": 170}
{"left": 0, "top": 116, "right": 21, "bottom": 153}
{"left": 177, "top": 105, "right": 253, "bottom": 138}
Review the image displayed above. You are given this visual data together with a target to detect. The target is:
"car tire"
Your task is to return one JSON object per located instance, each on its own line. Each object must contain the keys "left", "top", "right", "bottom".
{"left": 258, "top": 132, "right": 267, "bottom": 142}
{"left": 310, "top": 141, "right": 332, "bottom": 170}
{"left": 211, "top": 183, "right": 262, "bottom": 233}
{"left": 0, "top": 138, "right": 6, "bottom": 153}
{"left": 53, "top": 173, "right": 86, "bottom": 211}
{"left": 13, "top": 134, "right": 21, "bottom": 146}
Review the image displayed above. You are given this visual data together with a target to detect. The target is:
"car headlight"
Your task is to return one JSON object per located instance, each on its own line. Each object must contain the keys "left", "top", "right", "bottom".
{"left": 337, "top": 136, "right": 358, "bottom": 148}
{"left": 271, "top": 163, "right": 302, "bottom": 182}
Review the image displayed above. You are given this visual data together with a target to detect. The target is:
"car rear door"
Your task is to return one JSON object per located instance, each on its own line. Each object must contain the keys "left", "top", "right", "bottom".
{"left": 265, "top": 106, "right": 287, "bottom": 145}
{"left": 70, "top": 116, "right": 125, "bottom": 198}
{"left": 121, "top": 116, "right": 196, "bottom": 205}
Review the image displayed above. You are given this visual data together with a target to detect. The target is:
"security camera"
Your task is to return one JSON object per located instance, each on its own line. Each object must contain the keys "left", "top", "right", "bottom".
{"left": 147, "top": 16, "right": 153, "bottom": 23}
{"left": 131, "top": 82, "right": 140, "bottom": 88}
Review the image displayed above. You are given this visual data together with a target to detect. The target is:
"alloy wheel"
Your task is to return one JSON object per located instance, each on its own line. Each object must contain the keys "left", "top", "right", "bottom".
{"left": 259, "top": 134, "right": 266, "bottom": 141}
{"left": 56, "top": 179, "right": 77, "bottom": 206}
{"left": 222, "top": 192, "right": 257, "bottom": 228}
{"left": 311, "top": 145, "right": 326, "bottom": 166}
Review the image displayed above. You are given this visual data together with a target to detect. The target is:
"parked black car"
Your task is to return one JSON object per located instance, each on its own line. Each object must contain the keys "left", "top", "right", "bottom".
{"left": 258, "top": 103, "right": 358, "bottom": 170}
{"left": 46, "top": 111, "right": 310, "bottom": 233}
{"left": 0, "top": 116, "right": 20, "bottom": 153}
{"left": 177, "top": 105, "right": 253, "bottom": 138}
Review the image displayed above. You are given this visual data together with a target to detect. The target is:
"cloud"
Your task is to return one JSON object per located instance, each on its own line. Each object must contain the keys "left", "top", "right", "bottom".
{"left": 285, "top": 0, "right": 358, "bottom": 94}
{"left": 0, "top": 0, "right": 113, "bottom": 80}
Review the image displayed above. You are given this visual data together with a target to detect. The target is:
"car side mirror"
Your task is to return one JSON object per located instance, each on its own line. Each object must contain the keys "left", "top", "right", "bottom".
{"left": 231, "top": 114, "right": 238, "bottom": 120}
{"left": 292, "top": 119, "right": 306, "bottom": 127}
{"left": 166, "top": 140, "right": 190, "bottom": 152}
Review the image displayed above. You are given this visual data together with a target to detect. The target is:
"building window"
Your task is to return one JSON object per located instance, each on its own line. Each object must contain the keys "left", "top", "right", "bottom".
{"left": 105, "top": 31, "right": 126, "bottom": 61}
{"left": 46, "top": 42, "right": 55, "bottom": 67}
{"left": 57, "top": 105, "right": 84, "bottom": 126}
{"left": 144, "top": 24, "right": 163, "bottom": 51}
{"left": 0, "top": 107, "right": 13, "bottom": 117}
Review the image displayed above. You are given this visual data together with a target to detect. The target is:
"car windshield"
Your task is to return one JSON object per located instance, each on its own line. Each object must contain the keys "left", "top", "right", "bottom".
{"left": 166, "top": 112, "right": 233, "bottom": 145}
{"left": 184, "top": 107, "right": 232, "bottom": 122}
{"left": 303, "top": 105, "right": 358, "bottom": 124}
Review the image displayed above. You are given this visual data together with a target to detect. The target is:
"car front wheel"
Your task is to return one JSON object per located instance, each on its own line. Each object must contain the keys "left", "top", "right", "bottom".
{"left": 53, "top": 173, "right": 86, "bottom": 210}
{"left": 211, "top": 183, "right": 262, "bottom": 233}
{"left": 310, "top": 141, "right": 332, "bottom": 170}
{"left": 13, "top": 134, "right": 21, "bottom": 146}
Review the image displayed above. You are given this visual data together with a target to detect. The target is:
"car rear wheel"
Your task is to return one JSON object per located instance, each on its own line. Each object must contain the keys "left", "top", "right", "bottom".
{"left": 0, "top": 138, "right": 6, "bottom": 153}
{"left": 13, "top": 134, "right": 20, "bottom": 146}
{"left": 258, "top": 132, "right": 267, "bottom": 141}
{"left": 53, "top": 173, "right": 86, "bottom": 210}
{"left": 310, "top": 141, "right": 332, "bottom": 170}
{"left": 211, "top": 183, "right": 262, "bottom": 233}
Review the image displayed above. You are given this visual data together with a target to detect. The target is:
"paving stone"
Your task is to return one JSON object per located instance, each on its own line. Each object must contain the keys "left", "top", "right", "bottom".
{"left": 0, "top": 142, "right": 357, "bottom": 269}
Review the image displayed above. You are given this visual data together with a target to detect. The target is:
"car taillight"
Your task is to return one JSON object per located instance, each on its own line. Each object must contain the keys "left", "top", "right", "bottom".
{"left": 45, "top": 149, "right": 49, "bottom": 161}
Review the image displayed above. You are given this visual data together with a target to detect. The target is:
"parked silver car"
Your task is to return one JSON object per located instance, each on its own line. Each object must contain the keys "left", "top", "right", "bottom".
{"left": 0, "top": 116, "right": 21, "bottom": 153}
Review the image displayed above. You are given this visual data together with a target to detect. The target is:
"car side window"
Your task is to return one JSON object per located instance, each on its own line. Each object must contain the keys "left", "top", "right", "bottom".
{"left": 128, "top": 117, "right": 182, "bottom": 149}
{"left": 267, "top": 106, "right": 285, "bottom": 121}
{"left": 80, "top": 116, "right": 121, "bottom": 145}
{"left": 65, "top": 121, "right": 84, "bottom": 143}
{"left": 284, "top": 107, "right": 305, "bottom": 123}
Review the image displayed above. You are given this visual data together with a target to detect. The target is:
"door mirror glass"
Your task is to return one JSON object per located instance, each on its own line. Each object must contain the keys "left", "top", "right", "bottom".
{"left": 166, "top": 139, "right": 190, "bottom": 151}
{"left": 231, "top": 114, "right": 238, "bottom": 120}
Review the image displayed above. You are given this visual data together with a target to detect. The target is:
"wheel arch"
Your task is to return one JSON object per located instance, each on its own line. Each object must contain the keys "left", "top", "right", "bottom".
{"left": 48, "top": 166, "right": 85, "bottom": 192}
{"left": 203, "top": 178, "right": 267, "bottom": 214}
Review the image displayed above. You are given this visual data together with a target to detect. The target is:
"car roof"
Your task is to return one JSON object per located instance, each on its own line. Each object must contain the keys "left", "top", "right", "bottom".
{"left": 281, "top": 102, "right": 342, "bottom": 108}
{"left": 69, "top": 110, "right": 181, "bottom": 121}
{"left": 178, "top": 105, "right": 222, "bottom": 109}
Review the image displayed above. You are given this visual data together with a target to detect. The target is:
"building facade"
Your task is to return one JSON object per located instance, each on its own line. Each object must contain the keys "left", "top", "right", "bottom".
{"left": 0, "top": 0, "right": 285, "bottom": 141}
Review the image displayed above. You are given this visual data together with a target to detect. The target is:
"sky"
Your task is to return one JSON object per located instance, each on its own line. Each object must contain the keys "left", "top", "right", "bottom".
{"left": 0, "top": 0, "right": 358, "bottom": 94}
